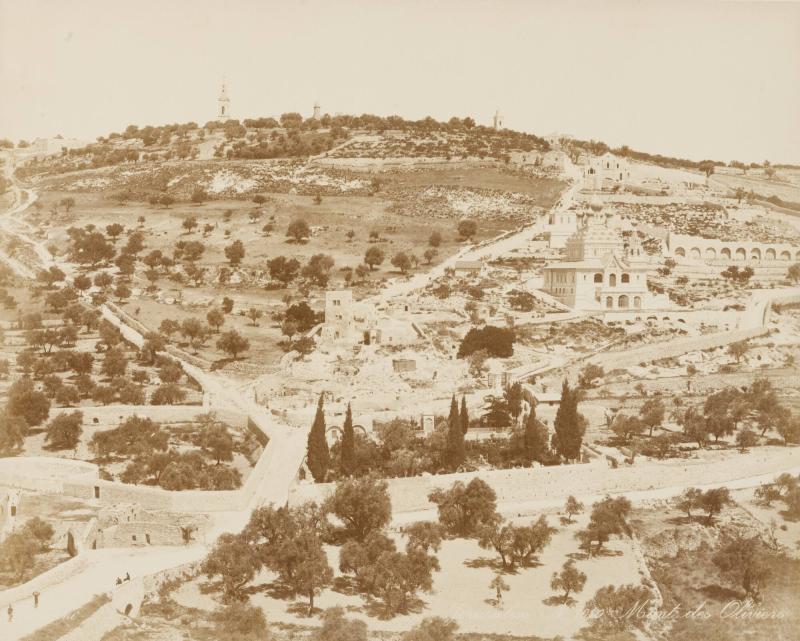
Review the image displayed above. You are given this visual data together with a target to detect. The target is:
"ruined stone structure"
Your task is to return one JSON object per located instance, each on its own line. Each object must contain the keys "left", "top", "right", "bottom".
{"left": 319, "top": 290, "right": 419, "bottom": 346}
{"left": 582, "top": 152, "right": 630, "bottom": 191}
{"left": 667, "top": 233, "right": 800, "bottom": 264}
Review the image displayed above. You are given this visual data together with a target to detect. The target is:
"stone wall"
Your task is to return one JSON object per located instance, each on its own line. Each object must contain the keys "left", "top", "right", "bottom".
{"left": 585, "top": 326, "right": 768, "bottom": 371}
{"left": 288, "top": 447, "right": 800, "bottom": 517}
{"left": 0, "top": 555, "right": 89, "bottom": 609}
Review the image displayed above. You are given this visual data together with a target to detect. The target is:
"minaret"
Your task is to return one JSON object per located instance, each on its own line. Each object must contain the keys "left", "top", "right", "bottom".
{"left": 493, "top": 109, "right": 504, "bottom": 130}
{"left": 313, "top": 102, "right": 321, "bottom": 120}
{"left": 217, "top": 79, "right": 231, "bottom": 122}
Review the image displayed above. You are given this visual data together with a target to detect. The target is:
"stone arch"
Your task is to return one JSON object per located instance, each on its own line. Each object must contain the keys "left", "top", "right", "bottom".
{"left": 721, "top": 247, "right": 732, "bottom": 260}
{"left": 605, "top": 296, "right": 613, "bottom": 309}
{"left": 780, "top": 250, "right": 791, "bottom": 261}
{"left": 352, "top": 424, "right": 369, "bottom": 436}
{"left": 751, "top": 248, "right": 762, "bottom": 261}
{"left": 618, "top": 295, "right": 629, "bottom": 308}
{"left": 609, "top": 273, "right": 617, "bottom": 287}
{"left": 674, "top": 247, "right": 685, "bottom": 257}
{"left": 735, "top": 247, "right": 747, "bottom": 261}
{"left": 765, "top": 248, "right": 776, "bottom": 261}
{"left": 646, "top": 315, "right": 657, "bottom": 321}
{"left": 593, "top": 273, "right": 603, "bottom": 283}
{"left": 705, "top": 247, "right": 717, "bottom": 260}
{"left": 633, "top": 296, "right": 642, "bottom": 309}
{"left": 690, "top": 247, "right": 701, "bottom": 259}
{"left": 621, "top": 273, "right": 630, "bottom": 283}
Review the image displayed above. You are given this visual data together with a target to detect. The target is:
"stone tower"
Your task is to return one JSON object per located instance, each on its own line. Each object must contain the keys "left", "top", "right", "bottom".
{"left": 493, "top": 109, "right": 504, "bottom": 130}
{"left": 313, "top": 101, "right": 321, "bottom": 120}
{"left": 217, "top": 80, "right": 231, "bottom": 122}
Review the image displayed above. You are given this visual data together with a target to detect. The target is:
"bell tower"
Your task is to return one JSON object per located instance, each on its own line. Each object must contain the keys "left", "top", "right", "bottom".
{"left": 217, "top": 79, "right": 231, "bottom": 122}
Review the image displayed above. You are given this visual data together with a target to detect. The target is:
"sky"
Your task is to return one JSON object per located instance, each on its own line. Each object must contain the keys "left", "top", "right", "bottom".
{"left": 1, "top": 0, "right": 799, "bottom": 164}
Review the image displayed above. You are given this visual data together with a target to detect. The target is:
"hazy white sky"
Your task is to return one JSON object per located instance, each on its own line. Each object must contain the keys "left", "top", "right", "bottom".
{"left": 1, "top": 0, "right": 799, "bottom": 163}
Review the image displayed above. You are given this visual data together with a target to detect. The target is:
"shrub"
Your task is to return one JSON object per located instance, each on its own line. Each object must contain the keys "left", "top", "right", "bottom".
{"left": 457, "top": 326, "right": 514, "bottom": 359}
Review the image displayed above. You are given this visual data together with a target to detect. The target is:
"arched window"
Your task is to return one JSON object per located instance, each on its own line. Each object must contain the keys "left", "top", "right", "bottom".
{"left": 765, "top": 248, "right": 776, "bottom": 261}
{"left": 609, "top": 273, "right": 617, "bottom": 287}
{"left": 593, "top": 273, "right": 603, "bottom": 283}
{"left": 674, "top": 247, "right": 685, "bottom": 257}
{"left": 605, "top": 296, "right": 613, "bottom": 309}
{"left": 621, "top": 273, "right": 630, "bottom": 283}
{"left": 633, "top": 296, "right": 642, "bottom": 309}
{"left": 721, "top": 248, "right": 732, "bottom": 260}
{"left": 618, "top": 295, "right": 629, "bottom": 308}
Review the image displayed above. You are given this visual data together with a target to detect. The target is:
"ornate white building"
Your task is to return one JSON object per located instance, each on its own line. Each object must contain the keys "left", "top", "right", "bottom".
{"left": 543, "top": 208, "right": 667, "bottom": 311}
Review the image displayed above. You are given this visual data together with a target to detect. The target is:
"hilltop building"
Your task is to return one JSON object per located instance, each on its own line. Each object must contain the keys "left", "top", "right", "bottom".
{"left": 313, "top": 102, "right": 322, "bottom": 120}
{"left": 543, "top": 207, "right": 666, "bottom": 311}
{"left": 582, "top": 152, "right": 630, "bottom": 191}
{"left": 493, "top": 110, "right": 504, "bottom": 130}
{"left": 217, "top": 81, "right": 231, "bottom": 122}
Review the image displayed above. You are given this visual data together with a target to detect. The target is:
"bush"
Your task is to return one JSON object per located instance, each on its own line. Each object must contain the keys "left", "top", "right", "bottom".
{"left": 457, "top": 326, "right": 515, "bottom": 359}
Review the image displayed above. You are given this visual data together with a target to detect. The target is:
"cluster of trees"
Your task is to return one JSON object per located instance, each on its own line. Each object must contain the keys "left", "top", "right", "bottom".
{"left": 306, "top": 382, "right": 584, "bottom": 486}
{"left": 0, "top": 517, "right": 55, "bottom": 582}
{"left": 202, "top": 476, "right": 438, "bottom": 616}
{"left": 676, "top": 378, "right": 798, "bottom": 447}
{"left": 159, "top": 314, "right": 250, "bottom": 360}
{"left": 754, "top": 473, "right": 800, "bottom": 520}
{"left": 428, "top": 477, "right": 557, "bottom": 572}
{"left": 721, "top": 265, "right": 755, "bottom": 285}
{"left": 90, "top": 414, "right": 242, "bottom": 490}
{"left": 457, "top": 326, "right": 515, "bottom": 359}
{"left": 674, "top": 487, "right": 732, "bottom": 523}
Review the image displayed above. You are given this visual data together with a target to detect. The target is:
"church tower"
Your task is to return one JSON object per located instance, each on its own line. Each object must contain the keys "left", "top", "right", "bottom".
{"left": 493, "top": 109, "right": 504, "bottom": 130}
{"left": 313, "top": 102, "right": 321, "bottom": 120}
{"left": 217, "top": 80, "right": 231, "bottom": 122}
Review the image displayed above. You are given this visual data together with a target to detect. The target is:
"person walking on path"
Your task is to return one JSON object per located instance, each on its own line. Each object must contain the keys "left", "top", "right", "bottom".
{"left": 33, "top": 591, "right": 40, "bottom": 608}
{"left": 7, "top": 604, "right": 13, "bottom": 622}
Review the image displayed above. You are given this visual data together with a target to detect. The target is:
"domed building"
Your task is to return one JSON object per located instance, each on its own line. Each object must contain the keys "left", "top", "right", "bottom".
{"left": 543, "top": 210, "right": 665, "bottom": 311}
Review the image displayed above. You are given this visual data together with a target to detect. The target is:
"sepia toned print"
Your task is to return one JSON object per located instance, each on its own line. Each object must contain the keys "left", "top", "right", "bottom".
{"left": 0, "top": 1, "right": 799, "bottom": 640}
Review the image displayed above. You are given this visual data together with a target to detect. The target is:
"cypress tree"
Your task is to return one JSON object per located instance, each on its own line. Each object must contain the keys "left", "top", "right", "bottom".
{"left": 306, "top": 393, "right": 330, "bottom": 482}
{"left": 460, "top": 395, "right": 469, "bottom": 434}
{"left": 523, "top": 401, "right": 549, "bottom": 463}
{"left": 445, "top": 395, "right": 465, "bottom": 470}
{"left": 341, "top": 402, "right": 355, "bottom": 477}
{"left": 553, "top": 380, "right": 586, "bottom": 462}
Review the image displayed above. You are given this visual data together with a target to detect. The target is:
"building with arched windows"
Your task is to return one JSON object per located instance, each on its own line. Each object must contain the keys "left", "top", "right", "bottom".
{"left": 543, "top": 211, "right": 667, "bottom": 310}
{"left": 582, "top": 152, "right": 630, "bottom": 191}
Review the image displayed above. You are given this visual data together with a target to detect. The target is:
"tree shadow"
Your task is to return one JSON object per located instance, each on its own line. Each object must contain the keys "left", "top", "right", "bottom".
{"left": 543, "top": 595, "right": 576, "bottom": 607}
{"left": 331, "top": 576, "right": 360, "bottom": 596}
{"left": 360, "top": 593, "right": 427, "bottom": 620}
{"left": 559, "top": 517, "right": 576, "bottom": 527}
{"left": 566, "top": 551, "right": 591, "bottom": 562}
{"left": 463, "top": 557, "right": 520, "bottom": 574}
{"left": 262, "top": 581, "right": 297, "bottom": 601}
{"left": 286, "top": 601, "right": 322, "bottom": 618}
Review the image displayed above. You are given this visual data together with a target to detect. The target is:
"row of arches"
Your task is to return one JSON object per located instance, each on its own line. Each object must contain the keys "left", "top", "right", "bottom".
{"left": 674, "top": 246, "right": 798, "bottom": 262}
{"left": 594, "top": 272, "right": 631, "bottom": 286}
{"left": 604, "top": 295, "right": 642, "bottom": 309}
